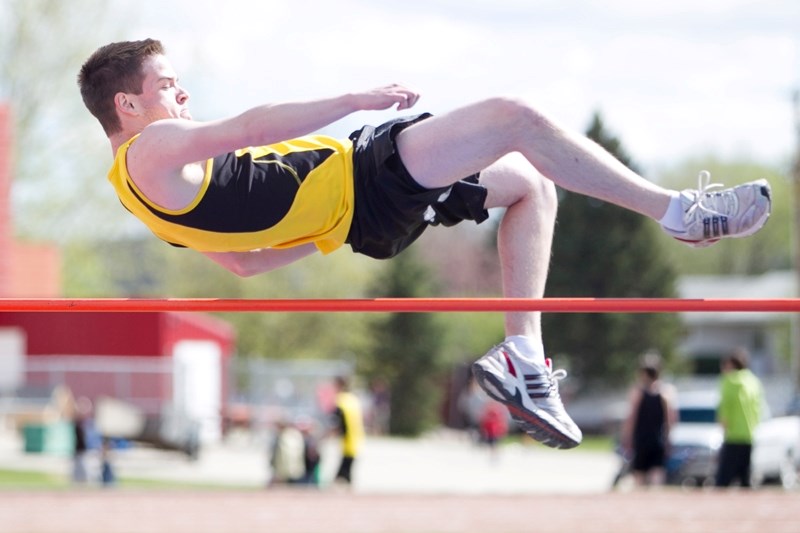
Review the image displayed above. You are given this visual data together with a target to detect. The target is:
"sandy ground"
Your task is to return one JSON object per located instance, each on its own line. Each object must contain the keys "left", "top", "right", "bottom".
{"left": 1, "top": 489, "right": 800, "bottom": 533}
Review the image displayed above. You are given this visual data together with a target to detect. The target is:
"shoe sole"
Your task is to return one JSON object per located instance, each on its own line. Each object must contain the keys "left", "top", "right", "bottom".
{"left": 472, "top": 361, "right": 580, "bottom": 450}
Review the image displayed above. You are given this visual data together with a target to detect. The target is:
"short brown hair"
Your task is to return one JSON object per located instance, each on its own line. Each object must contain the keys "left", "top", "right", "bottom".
{"left": 77, "top": 39, "right": 164, "bottom": 135}
{"left": 639, "top": 352, "right": 662, "bottom": 381}
{"left": 724, "top": 347, "right": 749, "bottom": 371}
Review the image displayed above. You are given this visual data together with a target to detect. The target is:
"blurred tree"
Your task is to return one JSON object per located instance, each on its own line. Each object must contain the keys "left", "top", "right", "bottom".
{"left": 362, "top": 249, "right": 447, "bottom": 436}
{"left": 413, "top": 224, "right": 505, "bottom": 365}
{"left": 0, "top": 0, "right": 139, "bottom": 241}
{"left": 543, "top": 112, "right": 680, "bottom": 387}
{"left": 654, "top": 158, "right": 791, "bottom": 275}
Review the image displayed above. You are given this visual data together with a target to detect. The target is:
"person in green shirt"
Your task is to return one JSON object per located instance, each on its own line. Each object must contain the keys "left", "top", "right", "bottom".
{"left": 715, "top": 348, "right": 764, "bottom": 487}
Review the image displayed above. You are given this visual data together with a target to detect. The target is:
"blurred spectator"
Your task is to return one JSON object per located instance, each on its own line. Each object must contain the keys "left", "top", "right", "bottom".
{"left": 100, "top": 438, "right": 116, "bottom": 487}
{"left": 620, "top": 353, "right": 676, "bottom": 487}
{"left": 458, "top": 375, "right": 487, "bottom": 443}
{"left": 715, "top": 348, "right": 764, "bottom": 488}
{"left": 71, "top": 396, "right": 94, "bottom": 485}
{"left": 479, "top": 401, "right": 508, "bottom": 460}
{"left": 269, "top": 419, "right": 306, "bottom": 486}
{"left": 330, "top": 376, "right": 364, "bottom": 486}
{"left": 296, "top": 417, "right": 321, "bottom": 486}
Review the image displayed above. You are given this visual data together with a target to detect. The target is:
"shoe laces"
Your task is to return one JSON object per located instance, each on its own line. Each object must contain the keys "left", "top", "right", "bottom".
{"left": 543, "top": 367, "right": 568, "bottom": 399}
{"left": 685, "top": 170, "right": 737, "bottom": 221}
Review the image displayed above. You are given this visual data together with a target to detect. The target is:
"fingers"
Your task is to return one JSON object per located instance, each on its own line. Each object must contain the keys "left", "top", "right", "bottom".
{"left": 383, "top": 84, "right": 420, "bottom": 110}
{"left": 399, "top": 90, "right": 420, "bottom": 110}
{"left": 398, "top": 88, "right": 420, "bottom": 110}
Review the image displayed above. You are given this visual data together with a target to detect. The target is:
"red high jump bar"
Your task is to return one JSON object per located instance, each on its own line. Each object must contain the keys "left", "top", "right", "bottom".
{"left": 0, "top": 298, "right": 797, "bottom": 313}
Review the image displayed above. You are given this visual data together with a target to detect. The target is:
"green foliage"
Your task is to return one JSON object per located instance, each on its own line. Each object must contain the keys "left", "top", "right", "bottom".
{"left": 363, "top": 250, "right": 447, "bottom": 436}
{"left": 654, "top": 158, "right": 792, "bottom": 275}
{"left": 437, "top": 312, "right": 504, "bottom": 364}
{"left": 544, "top": 112, "right": 681, "bottom": 387}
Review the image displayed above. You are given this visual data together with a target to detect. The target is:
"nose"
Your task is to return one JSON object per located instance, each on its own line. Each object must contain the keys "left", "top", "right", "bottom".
{"left": 176, "top": 84, "right": 190, "bottom": 104}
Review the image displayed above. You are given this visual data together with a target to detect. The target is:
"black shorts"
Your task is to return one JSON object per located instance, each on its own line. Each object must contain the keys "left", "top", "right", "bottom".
{"left": 632, "top": 441, "right": 666, "bottom": 472}
{"left": 345, "top": 114, "right": 489, "bottom": 259}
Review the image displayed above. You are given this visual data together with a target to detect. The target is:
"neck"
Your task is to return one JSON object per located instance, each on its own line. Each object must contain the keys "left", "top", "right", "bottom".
{"left": 109, "top": 129, "right": 138, "bottom": 156}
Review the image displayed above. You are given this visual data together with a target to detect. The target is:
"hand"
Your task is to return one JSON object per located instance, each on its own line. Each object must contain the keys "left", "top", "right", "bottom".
{"left": 352, "top": 84, "right": 420, "bottom": 111}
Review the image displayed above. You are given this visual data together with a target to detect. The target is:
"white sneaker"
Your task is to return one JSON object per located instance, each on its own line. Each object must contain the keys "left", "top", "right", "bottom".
{"left": 664, "top": 170, "right": 771, "bottom": 248}
{"left": 472, "top": 341, "right": 582, "bottom": 449}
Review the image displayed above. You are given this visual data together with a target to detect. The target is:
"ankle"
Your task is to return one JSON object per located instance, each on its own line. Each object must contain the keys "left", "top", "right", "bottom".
{"left": 505, "top": 335, "right": 545, "bottom": 364}
{"left": 658, "top": 192, "right": 684, "bottom": 233}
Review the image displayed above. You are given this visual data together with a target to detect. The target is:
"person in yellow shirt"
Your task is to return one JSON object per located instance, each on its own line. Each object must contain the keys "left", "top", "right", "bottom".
{"left": 331, "top": 376, "right": 365, "bottom": 485}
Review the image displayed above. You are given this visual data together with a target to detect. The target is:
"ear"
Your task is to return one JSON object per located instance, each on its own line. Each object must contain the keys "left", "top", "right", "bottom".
{"left": 114, "top": 92, "right": 139, "bottom": 118}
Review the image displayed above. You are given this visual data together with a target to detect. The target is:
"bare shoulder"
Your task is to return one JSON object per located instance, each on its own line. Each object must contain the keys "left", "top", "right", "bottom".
{"left": 131, "top": 119, "right": 194, "bottom": 159}
{"left": 660, "top": 382, "right": 678, "bottom": 403}
{"left": 125, "top": 120, "right": 208, "bottom": 210}
{"left": 130, "top": 117, "right": 246, "bottom": 173}
{"left": 123, "top": 121, "right": 181, "bottom": 192}
{"left": 627, "top": 385, "right": 642, "bottom": 403}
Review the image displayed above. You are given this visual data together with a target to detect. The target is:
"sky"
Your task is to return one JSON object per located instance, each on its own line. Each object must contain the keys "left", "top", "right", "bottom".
{"left": 123, "top": 0, "right": 800, "bottom": 176}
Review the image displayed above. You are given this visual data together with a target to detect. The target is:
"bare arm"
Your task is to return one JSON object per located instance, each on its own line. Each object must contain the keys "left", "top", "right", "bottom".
{"left": 202, "top": 243, "right": 319, "bottom": 277}
{"left": 620, "top": 387, "right": 641, "bottom": 452}
{"left": 660, "top": 384, "right": 678, "bottom": 447}
{"left": 662, "top": 384, "right": 678, "bottom": 430}
{"left": 131, "top": 85, "right": 421, "bottom": 175}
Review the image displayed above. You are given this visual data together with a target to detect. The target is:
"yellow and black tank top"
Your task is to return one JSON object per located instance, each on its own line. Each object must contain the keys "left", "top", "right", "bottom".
{"left": 107, "top": 134, "right": 355, "bottom": 254}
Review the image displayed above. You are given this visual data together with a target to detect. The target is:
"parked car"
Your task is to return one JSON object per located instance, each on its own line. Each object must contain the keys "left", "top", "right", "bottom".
{"left": 666, "top": 390, "right": 800, "bottom": 488}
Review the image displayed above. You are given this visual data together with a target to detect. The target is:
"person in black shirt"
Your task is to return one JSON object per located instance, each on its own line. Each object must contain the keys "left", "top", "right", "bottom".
{"left": 621, "top": 354, "right": 677, "bottom": 487}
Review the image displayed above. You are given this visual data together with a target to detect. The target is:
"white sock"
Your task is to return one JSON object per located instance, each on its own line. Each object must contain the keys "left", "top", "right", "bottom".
{"left": 658, "top": 192, "right": 685, "bottom": 234}
{"left": 505, "top": 335, "right": 545, "bottom": 364}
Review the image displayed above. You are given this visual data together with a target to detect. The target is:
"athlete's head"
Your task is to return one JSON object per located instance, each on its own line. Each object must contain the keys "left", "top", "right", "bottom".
{"left": 78, "top": 39, "right": 190, "bottom": 136}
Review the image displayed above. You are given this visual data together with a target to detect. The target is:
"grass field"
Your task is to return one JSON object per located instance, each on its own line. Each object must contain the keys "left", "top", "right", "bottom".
{"left": 0, "top": 468, "right": 255, "bottom": 491}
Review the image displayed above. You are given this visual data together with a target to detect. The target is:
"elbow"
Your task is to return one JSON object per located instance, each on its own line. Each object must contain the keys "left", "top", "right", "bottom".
{"left": 228, "top": 261, "right": 259, "bottom": 278}
{"left": 209, "top": 253, "right": 260, "bottom": 278}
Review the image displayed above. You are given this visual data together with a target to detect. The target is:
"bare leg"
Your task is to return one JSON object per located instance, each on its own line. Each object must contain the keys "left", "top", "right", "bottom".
{"left": 648, "top": 467, "right": 666, "bottom": 486}
{"left": 416, "top": 98, "right": 771, "bottom": 450}
{"left": 396, "top": 97, "right": 669, "bottom": 342}
{"left": 479, "top": 154, "right": 556, "bottom": 339}
{"left": 395, "top": 97, "right": 672, "bottom": 220}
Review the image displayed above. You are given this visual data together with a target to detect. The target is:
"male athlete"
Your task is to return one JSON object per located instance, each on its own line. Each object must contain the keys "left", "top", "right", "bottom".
{"left": 78, "top": 39, "right": 771, "bottom": 449}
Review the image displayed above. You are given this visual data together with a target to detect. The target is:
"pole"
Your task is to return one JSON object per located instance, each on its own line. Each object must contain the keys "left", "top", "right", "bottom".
{"left": 792, "top": 88, "right": 800, "bottom": 396}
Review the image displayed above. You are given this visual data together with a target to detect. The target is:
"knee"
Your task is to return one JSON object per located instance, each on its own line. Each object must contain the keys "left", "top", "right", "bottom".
{"left": 483, "top": 153, "right": 557, "bottom": 214}
{"left": 526, "top": 170, "right": 557, "bottom": 217}
{"left": 480, "top": 96, "right": 549, "bottom": 141}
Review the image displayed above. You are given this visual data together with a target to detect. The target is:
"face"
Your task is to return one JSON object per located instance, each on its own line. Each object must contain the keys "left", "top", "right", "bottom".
{"left": 131, "top": 54, "right": 192, "bottom": 123}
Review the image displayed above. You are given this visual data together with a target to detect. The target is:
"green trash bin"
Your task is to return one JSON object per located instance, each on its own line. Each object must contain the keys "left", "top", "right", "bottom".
{"left": 23, "top": 422, "right": 75, "bottom": 455}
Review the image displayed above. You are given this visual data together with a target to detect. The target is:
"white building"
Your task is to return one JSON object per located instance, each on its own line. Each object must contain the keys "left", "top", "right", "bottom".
{"left": 678, "top": 270, "right": 796, "bottom": 377}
